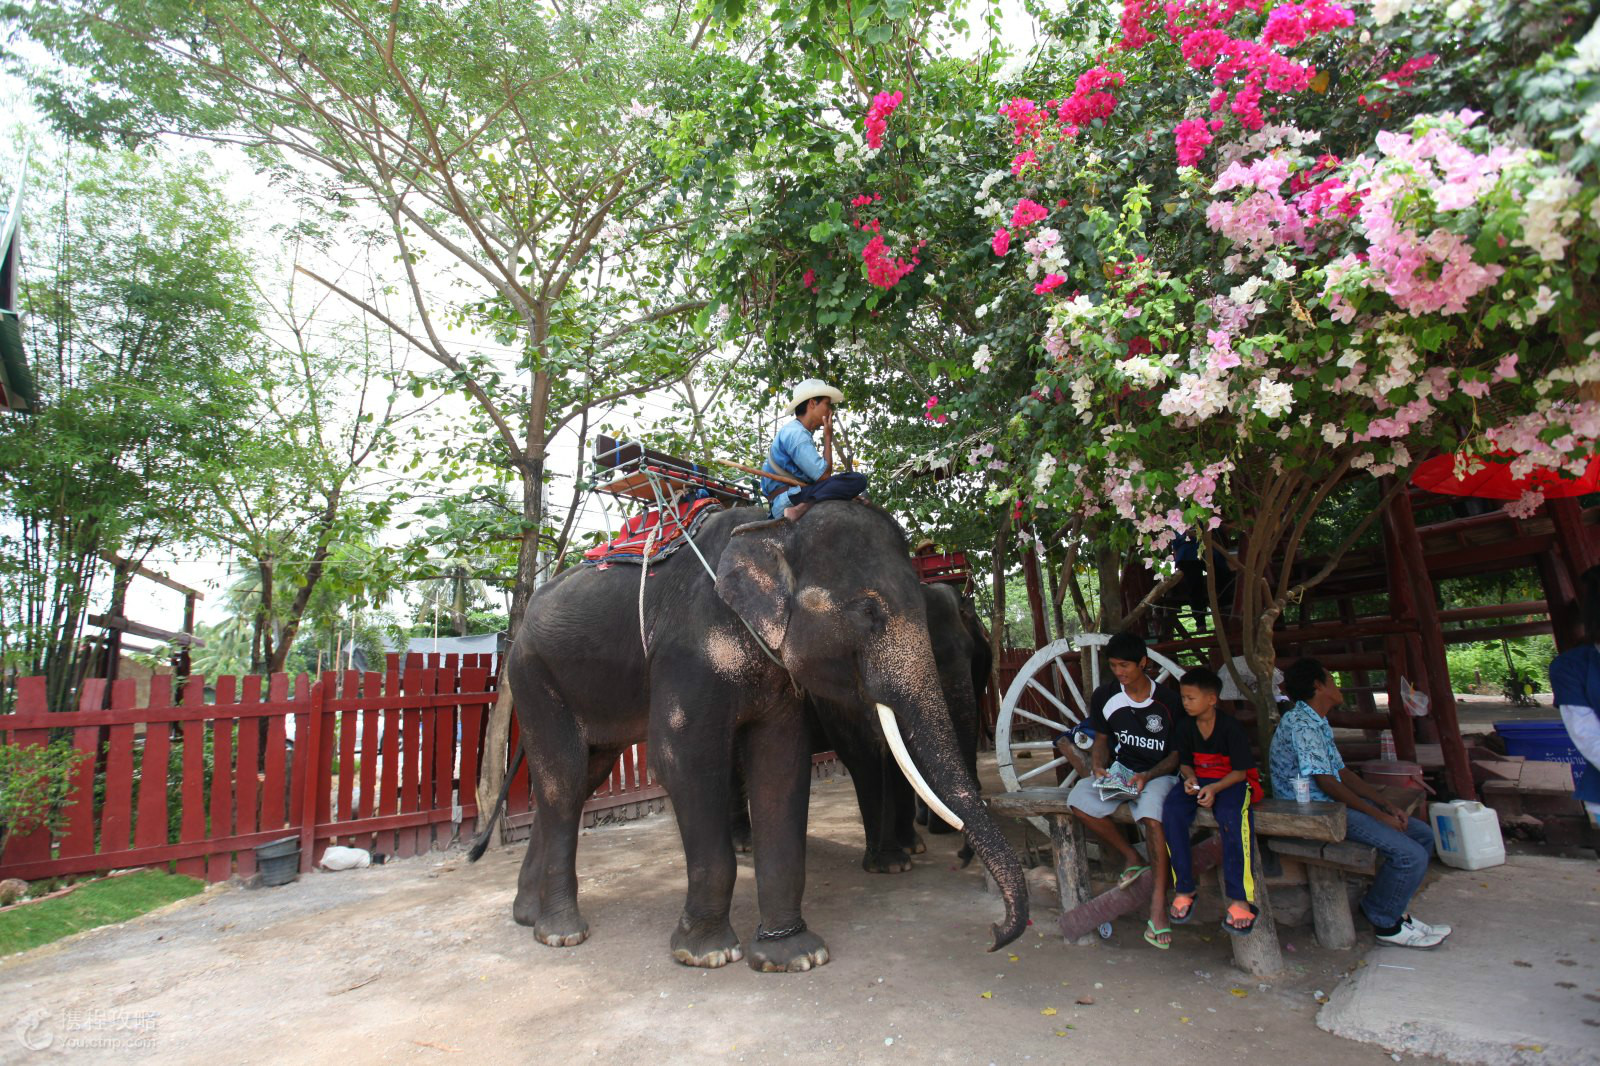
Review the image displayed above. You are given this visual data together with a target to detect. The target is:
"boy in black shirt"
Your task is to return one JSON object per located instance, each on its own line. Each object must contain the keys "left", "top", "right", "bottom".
{"left": 1054, "top": 631, "right": 1181, "bottom": 949}
{"left": 1160, "top": 666, "right": 1262, "bottom": 939}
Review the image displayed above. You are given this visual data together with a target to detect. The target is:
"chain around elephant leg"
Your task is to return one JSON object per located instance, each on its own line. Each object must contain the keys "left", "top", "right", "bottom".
{"left": 747, "top": 919, "right": 830, "bottom": 973}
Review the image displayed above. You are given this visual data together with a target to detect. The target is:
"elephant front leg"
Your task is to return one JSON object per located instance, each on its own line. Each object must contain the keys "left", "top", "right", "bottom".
{"left": 741, "top": 714, "right": 830, "bottom": 973}
{"left": 652, "top": 717, "right": 744, "bottom": 968}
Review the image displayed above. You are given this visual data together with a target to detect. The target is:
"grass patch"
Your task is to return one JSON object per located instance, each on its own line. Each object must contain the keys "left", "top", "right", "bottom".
{"left": 0, "top": 870, "right": 205, "bottom": 956}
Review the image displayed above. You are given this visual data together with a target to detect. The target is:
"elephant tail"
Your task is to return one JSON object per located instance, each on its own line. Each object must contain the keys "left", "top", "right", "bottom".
{"left": 466, "top": 745, "right": 525, "bottom": 863}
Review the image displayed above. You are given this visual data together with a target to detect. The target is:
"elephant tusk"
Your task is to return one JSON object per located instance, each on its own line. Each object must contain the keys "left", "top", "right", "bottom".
{"left": 875, "top": 703, "right": 964, "bottom": 832}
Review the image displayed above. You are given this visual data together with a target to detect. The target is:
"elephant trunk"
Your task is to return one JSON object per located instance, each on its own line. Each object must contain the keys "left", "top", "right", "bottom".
{"left": 879, "top": 694, "right": 1028, "bottom": 952}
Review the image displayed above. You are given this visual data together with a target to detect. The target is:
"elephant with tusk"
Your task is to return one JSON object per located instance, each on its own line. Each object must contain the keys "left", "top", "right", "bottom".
{"left": 499, "top": 501, "right": 1028, "bottom": 972}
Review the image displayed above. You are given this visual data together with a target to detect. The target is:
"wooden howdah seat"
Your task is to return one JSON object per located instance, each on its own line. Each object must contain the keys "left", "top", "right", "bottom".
{"left": 591, "top": 433, "right": 756, "bottom": 507}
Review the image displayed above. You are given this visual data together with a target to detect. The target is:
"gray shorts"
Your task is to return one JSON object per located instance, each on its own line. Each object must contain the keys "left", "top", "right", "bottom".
{"left": 1066, "top": 773, "right": 1177, "bottom": 824}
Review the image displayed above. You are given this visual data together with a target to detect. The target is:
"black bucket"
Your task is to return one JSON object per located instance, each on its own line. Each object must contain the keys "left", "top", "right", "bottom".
{"left": 255, "top": 836, "right": 301, "bottom": 887}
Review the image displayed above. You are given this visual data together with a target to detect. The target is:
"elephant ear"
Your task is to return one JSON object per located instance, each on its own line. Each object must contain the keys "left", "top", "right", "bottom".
{"left": 716, "top": 518, "right": 796, "bottom": 650}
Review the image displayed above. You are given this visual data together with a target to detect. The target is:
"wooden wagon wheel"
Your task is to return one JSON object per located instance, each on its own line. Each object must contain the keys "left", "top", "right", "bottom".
{"left": 993, "top": 633, "right": 1189, "bottom": 835}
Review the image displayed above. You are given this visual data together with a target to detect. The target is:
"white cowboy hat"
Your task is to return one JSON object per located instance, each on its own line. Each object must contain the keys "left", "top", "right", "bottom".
{"left": 789, "top": 378, "right": 843, "bottom": 410}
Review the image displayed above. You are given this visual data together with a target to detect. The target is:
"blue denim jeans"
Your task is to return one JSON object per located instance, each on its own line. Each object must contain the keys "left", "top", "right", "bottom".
{"left": 1342, "top": 811, "right": 1436, "bottom": 929}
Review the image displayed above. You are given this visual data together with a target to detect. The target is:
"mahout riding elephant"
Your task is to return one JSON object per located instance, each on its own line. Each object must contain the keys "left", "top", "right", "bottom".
{"left": 503, "top": 501, "right": 1027, "bottom": 972}
{"left": 729, "top": 581, "right": 990, "bottom": 874}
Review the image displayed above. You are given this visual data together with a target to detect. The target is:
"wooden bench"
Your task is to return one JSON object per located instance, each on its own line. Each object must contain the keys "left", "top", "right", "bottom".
{"left": 987, "top": 789, "right": 1350, "bottom": 977}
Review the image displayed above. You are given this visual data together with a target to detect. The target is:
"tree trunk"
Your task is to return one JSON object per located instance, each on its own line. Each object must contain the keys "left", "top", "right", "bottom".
{"left": 475, "top": 367, "right": 551, "bottom": 839}
{"left": 1096, "top": 545, "right": 1123, "bottom": 632}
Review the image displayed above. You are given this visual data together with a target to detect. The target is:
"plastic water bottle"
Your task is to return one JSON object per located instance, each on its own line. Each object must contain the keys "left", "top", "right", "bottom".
{"left": 1098, "top": 921, "right": 1114, "bottom": 939}
{"left": 1380, "top": 730, "right": 1397, "bottom": 762}
{"left": 1293, "top": 776, "right": 1311, "bottom": 804}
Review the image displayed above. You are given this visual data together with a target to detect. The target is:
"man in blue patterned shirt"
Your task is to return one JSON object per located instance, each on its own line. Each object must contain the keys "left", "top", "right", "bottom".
{"left": 1269, "top": 658, "right": 1453, "bottom": 949}
{"left": 762, "top": 379, "right": 868, "bottom": 520}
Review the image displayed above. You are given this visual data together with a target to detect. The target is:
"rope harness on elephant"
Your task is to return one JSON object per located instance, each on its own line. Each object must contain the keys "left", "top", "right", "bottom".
{"left": 631, "top": 466, "right": 792, "bottom": 682}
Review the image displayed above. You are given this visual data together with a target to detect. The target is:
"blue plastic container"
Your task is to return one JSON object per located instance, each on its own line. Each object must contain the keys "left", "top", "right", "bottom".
{"left": 1494, "top": 720, "right": 1585, "bottom": 767}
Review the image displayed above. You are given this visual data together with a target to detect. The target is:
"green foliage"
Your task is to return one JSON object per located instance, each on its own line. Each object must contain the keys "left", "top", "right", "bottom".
{"left": 0, "top": 869, "right": 204, "bottom": 956}
{"left": 0, "top": 147, "right": 259, "bottom": 711}
{"left": 1445, "top": 635, "right": 1556, "bottom": 694}
{"left": 0, "top": 739, "right": 86, "bottom": 846}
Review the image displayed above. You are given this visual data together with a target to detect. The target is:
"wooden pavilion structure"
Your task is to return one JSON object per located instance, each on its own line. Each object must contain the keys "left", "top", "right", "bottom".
{"left": 1017, "top": 490, "right": 1598, "bottom": 804}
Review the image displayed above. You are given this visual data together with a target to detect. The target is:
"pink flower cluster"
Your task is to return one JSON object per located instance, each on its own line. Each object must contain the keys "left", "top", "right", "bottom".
{"left": 1034, "top": 274, "right": 1067, "bottom": 295}
{"left": 1149, "top": 0, "right": 1351, "bottom": 164}
{"left": 1261, "top": 0, "right": 1355, "bottom": 49}
{"left": 1204, "top": 155, "right": 1308, "bottom": 255}
{"left": 992, "top": 227, "right": 1011, "bottom": 257}
{"left": 1381, "top": 54, "right": 1438, "bottom": 88}
{"left": 862, "top": 234, "right": 919, "bottom": 289}
{"left": 1118, "top": 0, "right": 1158, "bottom": 49}
{"left": 1338, "top": 120, "right": 1527, "bottom": 314}
{"left": 999, "top": 97, "right": 1048, "bottom": 144}
{"left": 924, "top": 395, "right": 949, "bottom": 425}
{"left": 1174, "top": 118, "right": 1215, "bottom": 166}
{"left": 1055, "top": 66, "right": 1126, "bottom": 128}
{"left": 863, "top": 90, "right": 903, "bottom": 150}
{"left": 1010, "top": 198, "right": 1050, "bottom": 229}
{"left": 801, "top": 268, "right": 818, "bottom": 292}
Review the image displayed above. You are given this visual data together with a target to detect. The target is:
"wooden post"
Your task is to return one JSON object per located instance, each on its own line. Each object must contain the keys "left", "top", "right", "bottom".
{"left": 1021, "top": 531, "right": 1051, "bottom": 649}
{"left": 1224, "top": 837, "right": 1282, "bottom": 977}
{"left": 1536, "top": 543, "right": 1583, "bottom": 652}
{"left": 1306, "top": 864, "right": 1357, "bottom": 950}
{"left": 298, "top": 677, "right": 327, "bottom": 872}
{"left": 1385, "top": 491, "right": 1476, "bottom": 800}
{"left": 1548, "top": 497, "right": 1597, "bottom": 575}
{"left": 1048, "top": 813, "right": 1097, "bottom": 946}
{"left": 101, "top": 560, "right": 131, "bottom": 697}
{"left": 1379, "top": 503, "right": 1425, "bottom": 759}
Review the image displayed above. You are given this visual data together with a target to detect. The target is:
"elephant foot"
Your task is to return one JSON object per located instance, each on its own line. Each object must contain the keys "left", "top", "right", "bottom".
{"left": 730, "top": 824, "right": 753, "bottom": 855}
{"left": 511, "top": 889, "right": 540, "bottom": 928}
{"left": 670, "top": 918, "right": 744, "bottom": 968}
{"left": 862, "top": 848, "right": 913, "bottom": 874}
{"left": 748, "top": 925, "right": 830, "bottom": 973}
{"left": 533, "top": 907, "right": 590, "bottom": 948}
{"left": 907, "top": 831, "right": 927, "bottom": 854}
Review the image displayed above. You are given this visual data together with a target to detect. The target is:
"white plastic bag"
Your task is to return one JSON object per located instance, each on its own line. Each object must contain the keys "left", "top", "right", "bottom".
{"left": 320, "top": 846, "right": 373, "bottom": 871}
{"left": 1401, "top": 676, "right": 1430, "bottom": 718}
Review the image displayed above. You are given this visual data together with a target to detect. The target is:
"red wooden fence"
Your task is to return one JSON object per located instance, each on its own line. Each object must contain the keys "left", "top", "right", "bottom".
{"left": 0, "top": 653, "right": 666, "bottom": 883}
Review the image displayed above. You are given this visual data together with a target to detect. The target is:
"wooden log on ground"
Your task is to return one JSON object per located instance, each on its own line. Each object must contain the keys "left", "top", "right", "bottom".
{"left": 1058, "top": 836, "right": 1222, "bottom": 942}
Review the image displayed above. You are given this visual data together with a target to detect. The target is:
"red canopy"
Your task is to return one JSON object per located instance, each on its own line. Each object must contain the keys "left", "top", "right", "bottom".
{"left": 1411, "top": 449, "right": 1600, "bottom": 500}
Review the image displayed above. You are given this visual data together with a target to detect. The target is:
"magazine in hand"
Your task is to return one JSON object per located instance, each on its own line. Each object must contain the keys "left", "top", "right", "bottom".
{"left": 1096, "top": 761, "right": 1141, "bottom": 799}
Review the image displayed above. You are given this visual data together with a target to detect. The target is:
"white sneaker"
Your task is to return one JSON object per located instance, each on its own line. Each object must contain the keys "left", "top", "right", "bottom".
{"left": 1404, "top": 914, "right": 1452, "bottom": 938}
{"left": 1375, "top": 921, "right": 1444, "bottom": 949}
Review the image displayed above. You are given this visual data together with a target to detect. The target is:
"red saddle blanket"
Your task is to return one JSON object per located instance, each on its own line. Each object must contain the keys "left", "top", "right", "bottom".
{"left": 583, "top": 497, "right": 721, "bottom": 566}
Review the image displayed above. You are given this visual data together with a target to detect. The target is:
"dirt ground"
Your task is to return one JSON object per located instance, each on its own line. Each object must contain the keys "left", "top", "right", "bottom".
{"left": 1, "top": 759, "right": 1439, "bottom": 1066}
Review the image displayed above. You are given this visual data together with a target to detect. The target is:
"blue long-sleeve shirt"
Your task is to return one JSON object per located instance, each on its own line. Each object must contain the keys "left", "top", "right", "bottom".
{"left": 762, "top": 420, "right": 827, "bottom": 517}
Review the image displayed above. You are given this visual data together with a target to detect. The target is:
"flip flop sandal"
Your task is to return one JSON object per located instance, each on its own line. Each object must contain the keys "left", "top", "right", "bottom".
{"left": 1169, "top": 894, "right": 1196, "bottom": 925}
{"left": 1221, "top": 904, "right": 1261, "bottom": 937}
{"left": 1144, "top": 919, "right": 1172, "bottom": 950}
{"left": 1116, "top": 864, "right": 1150, "bottom": 890}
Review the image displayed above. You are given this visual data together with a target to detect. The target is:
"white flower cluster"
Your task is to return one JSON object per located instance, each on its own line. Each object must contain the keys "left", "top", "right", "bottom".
{"left": 1253, "top": 376, "right": 1294, "bottom": 419}
{"left": 1118, "top": 356, "right": 1166, "bottom": 388}
{"left": 1517, "top": 173, "right": 1581, "bottom": 261}
{"left": 1033, "top": 453, "right": 1058, "bottom": 493}
{"left": 1370, "top": 0, "right": 1472, "bottom": 26}
{"left": 972, "top": 344, "right": 993, "bottom": 373}
{"left": 1022, "top": 227, "right": 1068, "bottom": 280}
